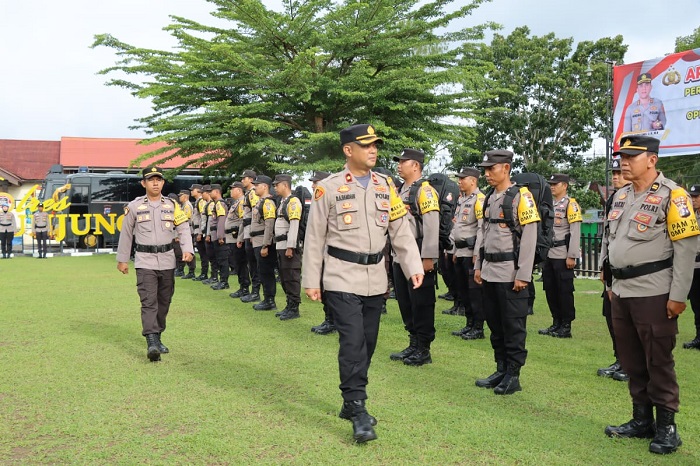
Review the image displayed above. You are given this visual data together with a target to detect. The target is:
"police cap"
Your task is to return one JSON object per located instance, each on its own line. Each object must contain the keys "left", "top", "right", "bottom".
{"left": 202, "top": 184, "right": 212, "bottom": 192}
{"left": 689, "top": 185, "right": 700, "bottom": 197}
{"left": 308, "top": 171, "right": 331, "bottom": 182}
{"left": 230, "top": 181, "right": 244, "bottom": 190}
{"left": 393, "top": 148, "right": 425, "bottom": 164}
{"left": 241, "top": 170, "right": 257, "bottom": 179}
{"left": 610, "top": 156, "right": 622, "bottom": 171}
{"left": 637, "top": 72, "right": 652, "bottom": 84}
{"left": 179, "top": 189, "right": 190, "bottom": 197}
{"left": 548, "top": 174, "right": 570, "bottom": 184}
{"left": 340, "top": 124, "right": 384, "bottom": 146}
{"left": 210, "top": 184, "right": 222, "bottom": 192}
{"left": 167, "top": 193, "right": 179, "bottom": 201}
{"left": 613, "top": 135, "right": 660, "bottom": 156}
{"left": 189, "top": 183, "right": 203, "bottom": 191}
{"left": 252, "top": 175, "right": 273, "bottom": 187}
{"left": 272, "top": 174, "right": 292, "bottom": 185}
{"left": 142, "top": 166, "right": 164, "bottom": 179}
{"left": 479, "top": 150, "right": 513, "bottom": 167}
{"left": 457, "top": 167, "right": 480, "bottom": 179}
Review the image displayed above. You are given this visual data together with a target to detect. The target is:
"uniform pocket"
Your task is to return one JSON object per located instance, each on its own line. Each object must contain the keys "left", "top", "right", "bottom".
{"left": 337, "top": 202, "right": 360, "bottom": 231}
{"left": 650, "top": 320, "right": 678, "bottom": 366}
{"left": 375, "top": 199, "right": 390, "bottom": 227}
{"left": 136, "top": 214, "right": 153, "bottom": 232}
{"left": 627, "top": 220, "right": 664, "bottom": 242}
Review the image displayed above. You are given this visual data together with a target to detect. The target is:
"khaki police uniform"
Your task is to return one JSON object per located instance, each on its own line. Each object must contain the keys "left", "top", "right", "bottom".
{"left": 32, "top": 209, "right": 52, "bottom": 258}
{"left": 684, "top": 185, "right": 700, "bottom": 348}
{"left": 275, "top": 193, "right": 302, "bottom": 309}
{"left": 210, "top": 196, "right": 229, "bottom": 287}
{"left": 225, "top": 195, "right": 250, "bottom": 292}
{"left": 242, "top": 187, "right": 261, "bottom": 295}
{"left": 0, "top": 208, "right": 17, "bottom": 258}
{"left": 181, "top": 197, "right": 196, "bottom": 275}
{"left": 623, "top": 98, "right": 666, "bottom": 133}
{"left": 203, "top": 199, "right": 220, "bottom": 282}
{"left": 116, "top": 195, "right": 193, "bottom": 336}
{"left": 302, "top": 167, "right": 423, "bottom": 401}
{"left": 193, "top": 196, "right": 209, "bottom": 279}
{"left": 251, "top": 193, "right": 277, "bottom": 303}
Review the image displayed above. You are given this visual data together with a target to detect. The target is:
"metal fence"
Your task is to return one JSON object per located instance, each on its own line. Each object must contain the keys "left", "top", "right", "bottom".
{"left": 577, "top": 233, "right": 603, "bottom": 277}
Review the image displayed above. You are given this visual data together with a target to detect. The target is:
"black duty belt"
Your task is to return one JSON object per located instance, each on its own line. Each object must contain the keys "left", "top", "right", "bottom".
{"left": 696, "top": 253, "right": 700, "bottom": 263}
{"left": 552, "top": 239, "right": 567, "bottom": 247}
{"left": 36, "top": 225, "right": 47, "bottom": 228}
{"left": 135, "top": 243, "right": 174, "bottom": 254}
{"left": 225, "top": 226, "right": 240, "bottom": 234}
{"left": 484, "top": 252, "right": 516, "bottom": 262}
{"left": 0, "top": 223, "right": 11, "bottom": 226}
{"left": 193, "top": 224, "right": 200, "bottom": 229}
{"left": 210, "top": 226, "right": 217, "bottom": 231}
{"left": 610, "top": 257, "right": 674, "bottom": 280}
{"left": 328, "top": 246, "right": 383, "bottom": 265}
{"left": 275, "top": 234, "right": 288, "bottom": 242}
{"left": 249, "top": 230, "right": 264, "bottom": 237}
{"left": 454, "top": 237, "right": 477, "bottom": 249}
{"left": 243, "top": 218, "right": 252, "bottom": 226}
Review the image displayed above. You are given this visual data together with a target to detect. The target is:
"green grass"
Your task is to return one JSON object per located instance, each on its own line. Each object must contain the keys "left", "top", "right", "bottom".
{"left": 1, "top": 254, "right": 699, "bottom": 465}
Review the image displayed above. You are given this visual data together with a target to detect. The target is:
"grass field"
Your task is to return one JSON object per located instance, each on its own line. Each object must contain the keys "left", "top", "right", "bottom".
{"left": 1, "top": 254, "right": 699, "bottom": 465}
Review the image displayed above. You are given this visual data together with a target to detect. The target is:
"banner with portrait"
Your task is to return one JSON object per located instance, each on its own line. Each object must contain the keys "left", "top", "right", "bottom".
{"left": 613, "top": 49, "right": 700, "bottom": 157}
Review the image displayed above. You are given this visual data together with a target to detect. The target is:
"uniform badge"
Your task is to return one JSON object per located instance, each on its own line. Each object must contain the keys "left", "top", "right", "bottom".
{"left": 138, "top": 205, "right": 148, "bottom": 210}
{"left": 446, "top": 192, "right": 453, "bottom": 202}
{"left": 371, "top": 173, "right": 378, "bottom": 184}
{"left": 637, "top": 224, "right": 648, "bottom": 232}
{"left": 381, "top": 201, "right": 390, "bottom": 209}
{"left": 633, "top": 212, "right": 653, "bottom": 225}
{"left": 555, "top": 218, "right": 562, "bottom": 225}
{"left": 375, "top": 185, "right": 387, "bottom": 193}
{"left": 345, "top": 173, "right": 353, "bottom": 183}
{"left": 461, "top": 215, "right": 468, "bottom": 222}
{"left": 342, "top": 202, "right": 352, "bottom": 209}
{"left": 337, "top": 185, "right": 350, "bottom": 193}
{"left": 650, "top": 182, "right": 660, "bottom": 193}
{"left": 343, "top": 214, "right": 353, "bottom": 225}
{"left": 380, "top": 212, "right": 388, "bottom": 223}
{"left": 165, "top": 222, "right": 171, "bottom": 228}
{"left": 619, "top": 193, "right": 627, "bottom": 200}
{"left": 314, "top": 186, "right": 325, "bottom": 200}
{"left": 608, "top": 210, "right": 621, "bottom": 220}
{"left": 645, "top": 194, "right": 662, "bottom": 205}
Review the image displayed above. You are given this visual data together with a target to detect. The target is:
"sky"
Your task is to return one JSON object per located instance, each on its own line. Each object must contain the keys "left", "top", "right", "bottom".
{"left": 0, "top": 0, "right": 697, "bottom": 143}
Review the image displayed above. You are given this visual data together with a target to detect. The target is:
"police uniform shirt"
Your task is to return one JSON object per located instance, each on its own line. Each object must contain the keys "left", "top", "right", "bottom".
{"left": 32, "top": 211, "right": 51, "bottom": 233}
{"left": 194, "top": 197, "right": 207, "bottom": 235}
{"left": 476, "top": 185, "right": 538, "bottom": 283}
{"left": 274, "top": 194, "right": 301, "bottom": 250}
{"left": 452, "top": 189, "right": 485, "bottom": 258}
{"left": 695, "top": 208, "right": 700, "bottom": 270}
{"left": 191, "top": 196, "right": 203, "bottom": 235}
{"left": 211, "top": 199, "right": 228, "bottom": 241}
{"left": 302, "top": 168, "right": 423, "bottom": 296}
{"left": 182, "top": 200, "right": 194, "bottom": 226}
{"left": 224, "top": 196, "right": 245, "bottom": 244}
{"left": 116, "top": 196, "right": 194, "bottom": 270}
{"left": 623, "top": 98, "right": 667, "bottom": 133}
{"left": 0, "top": 211, "right": 17, "bottom": 232}
{"left": 393, "top": 180, "right": 440, "bottom": 262}
{"left": 204, "top": 200, "right": 215, "bottom": 237}
{"left": 242, "top": 188, "right": 259, "bottom": 240}
{"left": 603, "top": 173, "right": 699, "bottom": 301}
{"left": 250, "top": 195, "right": 276, "bottom": 248}
{"left": 548, "top": 196, "right": 582, "bottom": 260}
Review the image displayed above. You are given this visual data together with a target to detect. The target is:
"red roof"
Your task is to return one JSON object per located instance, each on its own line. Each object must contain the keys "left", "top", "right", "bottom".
{"left": 0, "top": 139, "right": 60, "bottom": 181}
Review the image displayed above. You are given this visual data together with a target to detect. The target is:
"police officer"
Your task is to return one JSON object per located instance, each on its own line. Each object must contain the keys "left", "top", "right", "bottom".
{"left": 302, "top": 123, "right": 423, "bottom": 443}
{"left": 32, "top": 202, "right": 52, "bottom": 258}
{"left": 602, "top": 135, "right": 698, "bottom": 455}
{"left": 202, "top": 185, "right": 221, "bottom": 286}
{"left": 209, "top": 184, "right": 230, "bottom": 290}
{"left": 240, "top": 170, "right": 262, "bottom": 303}
{"left": 190, "top": 184, "right": 209, "bottom": 281}
{"left": 450, "top": 167, "right": 486, "bottom": 340}
{"left": 116, "top": 167, "right": 193, "bottom": 362}
{"left": 623, "top": 73, "right": 667, "bottom": 133}
{"left": 273, "top": 174, "right": 303, "bottom": 320}
{"left": 683, "top": 184, "right": 700, "bottom": 349}
{"left": 597, "top": 156, "right": 630, "bottom": 381}
{"left": 307, "top": 171, "right": 337, "bottom": 335}
{"left": 474, "top": 150, "right": 539, "bottom": 395}
{"left": 179, "top": 189, "right": 197, "bottom": 279}
{"left": 0, "top": 203, "right": 17, "bottom": 258}
{"left": 168, "top": 193, "right": 185, "bottom": 272}
{"left": 389, "top": 148, "right": 439, "bottom": 366}
{"left": 538, "top": 174, "right": 581, "bottom": 338}
{"left": 250, "top": 175, "right": 278, "bottom": 311}
{"left": 226, "top": 182, "right": 251, "bottom": 299}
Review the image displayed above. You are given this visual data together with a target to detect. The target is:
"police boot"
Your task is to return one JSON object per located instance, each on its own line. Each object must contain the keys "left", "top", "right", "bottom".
{"left": 275, "top": 298, "right": 289, "bottom": 317}
{"left": 253, "top": 298, "right": 276, "bottom": 311}
{"left": 604, "top": 404, "right": 655, "bottom": 438}
{"left": 181, "top": 271, "right": 195, "bottom": 279}
{"left": 381, "top": 302, "right": 387, "bottom": 314}
{"left": 313, "top": 320, "right": 337, "bottom": 335}
{"left": 475, "top": 360, "right": 506, "bottom": 388}
{"left": 403, "top": 345, "right": 432, "bottom": 366}
{"left": 174, "top": 266, "right": 184, "bottom": 277}
{"left": 280, "top": 302, "right": 300, "bottom": 321}
{"left": 597, "top": 360, "right": 622, "bottom": 378}
{"left": 346, "top": 400, "right": 377, "bottom": 443}
{"left": 211, "top": 280, "right": 230, "bottom": 290}
{"left": 682, "top": 334, "right": 700, "bottom": 349}
{"left": 494, "top": 364, "right": 522, "bottom": 395}
{"left": 390, "top": 335, "right": 417, "bottom": 361}
{"left": 229, "top": 287, "right": 249, "bottom": 299}
{"left": 156, "top": 333, "right": 169, "bottom": 353}
{"left": 442, "top": 303, "right": 459, "bottom": 315}
{"left": 202, "top": 276, "right": 215, "bottom": 285}
{"left": 649, "top": 407, "right": 682, "bottom": 454}
{"left": 241, "top": 287, "right": 261, "bottom": 303}
{"left": 461, "top": 323, "right": 485, "bottom": 340}
{"left": 339, "top": 401, "right": 377, "bottom": 426}
{"left": 612, "top": 368, "right": 630, "bottom": 382}
{"left": 145, "top": 334, "right": 161, "bottom": 362}
{"left": 551, "top": 323, "right": 572, "bottom": 338}
{"left": 438, "top": 291, "right": 454, "bottom": 301}
{"left": 451, "top": 326, "right": 471, "bottom": 337}
{"left": 193, "top": 273, "right": 207, "bottom": 281}
{"left": 538, "top": 319, "right": 560, "bottom": 335}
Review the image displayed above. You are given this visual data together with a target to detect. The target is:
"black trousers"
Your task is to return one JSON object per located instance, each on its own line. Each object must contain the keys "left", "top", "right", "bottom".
{"left": 245, "top": 240, "right": 260, "bottom": 292}
{"left": 136, "top": 268, "right": 175, "bottom": 335}
{"left": 231, "top": 242, "right": 251, "bottom": 289}
{"left": 542, "top": 258, "right": 576, "bottom": 323}
{"left": 36, "top": 231, "right": 48, "bottom": 256}
{"left": 195, "top": 236, "right": 209, "bottom": 275}
{"left": 455, "top": 256, "right": 484, "bottom": 327}
{"left": 612, "top": 293, "right": 679, "bottom": 412}
{"left": 439, "top": 252, "right": 456, "bottom": 297}
{"left": 689, "top": 268, "right": 700, "bottom": 334}
{"left": 0, "top": 231, "right": 13, "bottom": 256}
{"left": 277, "top": 250, "right": 301, "bottom": 305}
{"left": 602, "top": 290, "right": 618, "bottom": 359}
{"left": 393, "top": 263, "right": 436, "bottom": 348}
{"left": 213, "top": 241, "right": 230, "bottom": 282}
{"left": 482, "top": 281, "right": 529, "bottom": 370}
{"left": 254, "top": 246, "right": 277, "bottom": 300}
{"left": 183, "top": 235, "right": 196, "bottom": 272}
{"left": 325, "top": 291, "right": 383, "bottom": 401}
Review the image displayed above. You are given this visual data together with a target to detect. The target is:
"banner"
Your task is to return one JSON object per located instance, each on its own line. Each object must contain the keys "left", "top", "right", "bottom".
{"left": 613, "top": 48, "right": 700, "bottom": 156}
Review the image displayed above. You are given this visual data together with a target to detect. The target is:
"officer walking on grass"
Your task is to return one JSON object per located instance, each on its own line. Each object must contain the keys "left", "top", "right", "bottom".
{"left": 302, "top": 124, "right": 423, "bottom": 443}
{"left": 116, "top": 167, "right": 193, "bottom": 362}
{"left": 602, "top": 135, "right": 698, "bottom": 455}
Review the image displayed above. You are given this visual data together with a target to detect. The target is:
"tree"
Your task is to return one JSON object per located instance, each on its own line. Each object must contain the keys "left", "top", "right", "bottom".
{"left": 92, "top": 0, "right": 496, "bottom": 177}
{"left": 675, "top": 26, "right": 700, "bottom": 52}
{"left": 455, "top": 27, "right": 626, "bottom": 172}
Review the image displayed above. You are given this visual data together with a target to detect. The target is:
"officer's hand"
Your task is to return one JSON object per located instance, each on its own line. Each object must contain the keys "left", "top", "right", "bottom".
{"left": 182, "top": 252, "right": 193, "bottom": 263}
{"left": 261, "top": 246, "right": 268, "bottom": 257}
{"left": 566, "top": 258, "right": 576, "bottom": 269}
{"left": 117, "top": 262, "right": 129, "bottom": 274}
{"left": 667, "top": 300, "right": 686, "bottom": 319}
{"left": 474, "top": 269, "right": 482, "bottom": 285}
{"left": 285, "top": 248, "right": 294, "bottom": 258}
{"left": 175, "top": 238, "right": 180, "bottom": 243}
{"left": 205, "top": 235, "right": 211, "bottom": 243}
{"left": 218, "top": 239, "right": 224, "bottom": 245}
{"left": 305, "top": 288, "right": 322, "bottom": 301}
{"left": 410, "top": 273, "right": 424, "bottom": 289}
{"left": 237, "top": 241, "right": 243, "bottom": 249}
{"left": 422, "top": 258, "right": 434, "bottom": 273}
{"left": 599, "top": 270, "right": 605, "bottom": 283}
{"left": 513, "top": 279, "right": 528, "bottom": 292}
{"left": 452, "top": 254, "right": 457, "bottom": 264}
{"left": 196, "top": 234, "right": 202, "bottom": 242}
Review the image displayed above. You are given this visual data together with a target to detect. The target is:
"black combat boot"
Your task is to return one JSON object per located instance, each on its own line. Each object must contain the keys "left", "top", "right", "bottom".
{"left": 597, "top": 360, "right": 621, "bottom": 378}
{"left": 438, "top": 291, "right": 454, "bottom": 301}
{"left": 461, "top": 325, "right": 485, "bottom": 340}
{"left": 241, "top": 288, "right": 261, "bottom": 303}
{"left": 345, "top": 400, "right": 377, "bottom": 443}
{"left": 280, "top": 302, "right": 300, "bottom": 321}
{"left": 313, "top": 320, "right": 336, "bottom": 335}
{"left": 193, "top": 273, "right": 207, "bottom": 281}
{"left": 181, "top": 270, "right": 195, "bottom": 279}
{"left": 253, "top": 298, "right": 277, "bottom": 311}
{"left": 649, "top": 407, "right": 682, "bottom": 454}
{"left": 211, "top": 281, "right": 230, "bottom": 290}
{"left": 381, "top": 302, "right": 387, "bottom": 314}
{"left": 229, "top": 287, "right": 249, "bottom": 299}
{"left": 551, "top": 322, "right": 572, "bottom": 338}
{"left": 174, "top": 266, "right": 184, "bottom": 277}
{"left": 339, "top": 401, "right": 377, "bottom": 426}
{"left": 442, "top": 303, "right": 459, "bottom": 315}
{"left": 605, "top": 404, "right": 655, "bottom": 438}
{"left": 475, "top": 360, "right": 506, "bottom": 388}
{"left": 403, "top": 345, "right": 432, "bottom": 366}
{"left": 145, "top": 334, "right": 161, "bottom": 362}
{"left": 493, "top": 364, "right": 522, "bottom": 395}
{"left": 390, "top": 335, "right": 417, "bottom": 361}
{"left": 612, "top": 368, "right": 630, "bottom": 382}
{"left": 275, "top": 299, "right": 289, "bottom": 317}
{"left": 156, "top": 333, "right": 169, "bottom": 353}
{"left": 682, "top": 334, "right": 700, "bottom": 349}
{"left": 538, "top": 319, "right": 560, "bottom": 335}
{"left": 202, "top": 276, "right": 215, "bottom": 285}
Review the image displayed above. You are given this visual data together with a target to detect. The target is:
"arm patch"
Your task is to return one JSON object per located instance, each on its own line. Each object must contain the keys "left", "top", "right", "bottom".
{"left": 567, "top": 198, "right": 582, "bottom": 223}
{"left": 517, "top": 187, "right": 540, "bottom": 225}
{"left": 263, "top": 199, "right": 276, "bottom": 220}
{"left": 667, "top": 188, "right": 700, "bottom": 241}
{"left": 474, "top": 193, "right": 485, "bottom": 220}
{"left": 389, "top": 183, "right": 407, "bottom": 221}
{"left": 417, "top": 182, "right": 440, "bottom": 215}
{"left": 173, "top": 203, "right": 189, "bottom": 226}
{"left": 287, "top": 198, "right": 302, "bottom": 221}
